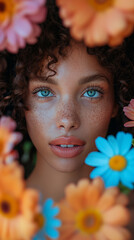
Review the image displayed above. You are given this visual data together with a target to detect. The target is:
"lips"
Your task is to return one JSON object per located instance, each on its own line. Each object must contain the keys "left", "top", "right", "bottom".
{"left": 49, "top": 136, "right": 85, "bottom": 158}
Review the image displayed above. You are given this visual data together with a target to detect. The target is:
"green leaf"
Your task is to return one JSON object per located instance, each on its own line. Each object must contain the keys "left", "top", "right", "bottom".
{"left": 132, "top": 138, "right": 134, "bottom": 147}
{"left": 118, "top": 182, "right": 132, "bottom": 195}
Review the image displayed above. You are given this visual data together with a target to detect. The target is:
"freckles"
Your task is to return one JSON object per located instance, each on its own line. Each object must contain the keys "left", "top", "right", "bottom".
{"left": 57, "top": 105, "right": 74, "bottom": 118}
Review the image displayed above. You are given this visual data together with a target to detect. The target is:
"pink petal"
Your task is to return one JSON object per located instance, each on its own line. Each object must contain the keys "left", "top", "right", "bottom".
{"left": 0, "top": 42, "right": 5, "bottom": 51}
{"left": 6, "top": 28, "right": 18, "bottom": 46}
{"left": 130, "top": 99, "right": 134, "bottom": 107}
{"left": 124, "top": 111, "right": 134, "bottom": 120}
{"left": 17, "top": 35, "right": 26, "bottom": 48}
{"left": 26, "top": 24, "right": 41, "bottom": 44}
{"left": 28, "top": 7, "right": 47, "bottom": 23}
{"left": 0, "top": 117, "right": 16, "bottom": 131}
{"left": 5, "top": 150, "right": 19, "bottom": 164}
{"left": 123, "top": 106, "right": 134, "bottom": 113}
{"left": 10, "top": 132, "right": 23, "bottom": 145}
{"left": 17, "top": 1, "right": 43, "bottom": 15}
{"left": 124, "top": 121, "right": 134, "bottom": 127}
{"left": 13, "top": 17, "right": 32, "bottom": 37}
{"left": 6, "top": 42, "right": 19, "bottom": 53}
{"left": 0, "top": 29, "right": 4, "bottom": 44}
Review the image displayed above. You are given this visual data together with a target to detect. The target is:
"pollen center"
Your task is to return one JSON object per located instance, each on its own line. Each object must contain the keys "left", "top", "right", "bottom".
{"left": 34, "top": 213, "right": 45, "bottom": 230}
{"left": 0, "top": 0, "right": 15, "bottom": 22}
{"left": 75, "top": 209, "right": 102, "bottom": 235}
{"left": 0, "top": 194, "right": 19, "bottom": 218}
{"left": 87, "top": 0, "right": 114, "bottom": 11}
{"left": 109, "top": 155, "right": 127, "bottom": 171}
{"left": 0, "top": 2, "right": 6, "bottom": 12}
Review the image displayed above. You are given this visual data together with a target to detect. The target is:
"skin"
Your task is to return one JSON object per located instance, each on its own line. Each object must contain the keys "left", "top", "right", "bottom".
{"left": 25, "top": 43, "right": 118, "bottom": 200}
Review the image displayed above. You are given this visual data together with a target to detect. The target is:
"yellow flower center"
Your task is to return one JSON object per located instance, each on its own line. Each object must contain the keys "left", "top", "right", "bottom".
{"left": 0, "top": 194, "right": 19, "bottom": 218}
{"left": 0, "top": 0, "right": 15, "bottom": 23}
{"left": 34, "top": 213, "right": 45, "bottom": 230}
{"left": 87, "top": 0, "right": 114, "bottom": 11}
{"left": 109, "top": 155, "right": 127, "bottom": 171}
{"left": 75, "top": 208, "right": 102, "bottom": 235}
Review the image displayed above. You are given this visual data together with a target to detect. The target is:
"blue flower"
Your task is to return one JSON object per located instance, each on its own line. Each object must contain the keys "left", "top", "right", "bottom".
{"left": 33, "top": 198, "right": 61, "bottom": 240}
{"left": 85, "top": 131, "right": 134, "bottom": 189}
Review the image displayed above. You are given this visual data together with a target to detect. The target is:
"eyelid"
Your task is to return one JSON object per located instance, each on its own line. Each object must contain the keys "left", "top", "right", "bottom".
{"left": 81, "top": 86, "right": 104, "bottom": 96}
{"left": 32, "top": 86, "right": 55, "bottom": 96}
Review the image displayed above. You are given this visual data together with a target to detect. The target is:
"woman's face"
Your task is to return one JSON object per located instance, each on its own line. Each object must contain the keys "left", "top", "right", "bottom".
{"left": 25, "top": 43, "right": 117, "bottom": 172}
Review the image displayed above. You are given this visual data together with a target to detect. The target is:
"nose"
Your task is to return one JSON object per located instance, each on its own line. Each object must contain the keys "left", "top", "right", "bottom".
{"left": 56, "top": 101, "right": 80, "bottom": 132}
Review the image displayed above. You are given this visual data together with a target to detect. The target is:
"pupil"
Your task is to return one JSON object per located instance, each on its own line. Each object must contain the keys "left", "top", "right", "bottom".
{"left": 88, "top": 90, "right": 95, "bottom": 96}
{"left": 0, "top": 2, "right": 6, "bottom": 12}
{"left": 42, "top": 90, "right": 49, "bottom": 96}
{"left": 1, "top": 201, "right": 10, "bottom": 213}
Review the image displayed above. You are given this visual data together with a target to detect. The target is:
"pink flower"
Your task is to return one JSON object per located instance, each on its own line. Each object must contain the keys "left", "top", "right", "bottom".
{"left": 0, "top": 116, "right": 23, "bottom": 163}
{"left": 0, "top": 0, "right": 47, "bottom": 53}
{"left": 123, "top": 99, "right": 134, "bottom": 127}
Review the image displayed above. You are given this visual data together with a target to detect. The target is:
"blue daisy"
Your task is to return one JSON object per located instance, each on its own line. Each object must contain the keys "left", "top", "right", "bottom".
{"left": 85, "top": 131, "right": 134, "bottom": 189}
{"left": 33, "top": 198, "right": 61, "bottom": 240}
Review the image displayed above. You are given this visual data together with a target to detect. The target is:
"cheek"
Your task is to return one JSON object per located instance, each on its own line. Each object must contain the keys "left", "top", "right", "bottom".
{"left": 24, "top": 106, "right": 50, "bottom": 147}
{"left": 83, "top": 99, "right": 115, "bottom": 140}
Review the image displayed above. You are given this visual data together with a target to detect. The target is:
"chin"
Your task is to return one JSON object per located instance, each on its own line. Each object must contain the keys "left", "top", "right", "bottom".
{"left": 50, "top": 158, "right": 83, "bottom": 173}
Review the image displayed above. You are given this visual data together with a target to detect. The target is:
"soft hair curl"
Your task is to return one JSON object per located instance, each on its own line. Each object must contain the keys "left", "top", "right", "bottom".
{"left": 0, "top": 0, "right": 134, "bottom": 137}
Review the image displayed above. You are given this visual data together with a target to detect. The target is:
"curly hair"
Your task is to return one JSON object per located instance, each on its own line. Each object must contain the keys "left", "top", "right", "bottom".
{"left": 0, "top": 0, "right": 134, "bottom": 138}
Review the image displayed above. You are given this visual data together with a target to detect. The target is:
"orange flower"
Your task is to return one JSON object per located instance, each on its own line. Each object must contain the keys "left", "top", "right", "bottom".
{"left": 0, "top": 162, "right": 40, "bottom": 240}
{"left": 56, "top": 0, "right": 134, "bottom": 46}
{"left": 0, "top": 116, "right": 22, "bottom": 163}
{"left": 123, "top": 99, "right": 134, "bottom": 127}
{"left": 58, "top": 178, "right": 131, "bottom": 240}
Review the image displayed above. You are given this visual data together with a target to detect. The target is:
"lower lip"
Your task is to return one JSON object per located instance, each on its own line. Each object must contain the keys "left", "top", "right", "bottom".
{"left": 49, "top": 145, "right": 85, "bottom": 158}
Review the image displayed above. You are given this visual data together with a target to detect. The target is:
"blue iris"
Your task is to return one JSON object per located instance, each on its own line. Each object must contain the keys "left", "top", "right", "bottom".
{"left": 37, "top": 90, "right": 53, "bottom": 97}
{"left": 83, "top": 90, "right": 100, "bottom": 98}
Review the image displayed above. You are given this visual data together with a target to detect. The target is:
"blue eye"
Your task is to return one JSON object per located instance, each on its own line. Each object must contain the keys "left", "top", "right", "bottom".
{"left": 36, "top": 89, "right": 53, "bottom": 98}
{"left": 83, "top": 90, "right": 101, "bottom": 98}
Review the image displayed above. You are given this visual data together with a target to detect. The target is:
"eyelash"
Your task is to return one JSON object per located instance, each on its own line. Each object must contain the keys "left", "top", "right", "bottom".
{"left": 32, "top": 86, "right": 104, "bottom": 99}
{"left": 82, "top": 86, "right": 104, "bottom": 99}
{"left": 32, "top": 87, "right": 55, "bottom": 98}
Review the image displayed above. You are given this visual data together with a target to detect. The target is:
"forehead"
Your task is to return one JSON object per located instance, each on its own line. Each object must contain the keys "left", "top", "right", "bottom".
{"left": 30, "top": 42, "right": 112, "bottom": 84}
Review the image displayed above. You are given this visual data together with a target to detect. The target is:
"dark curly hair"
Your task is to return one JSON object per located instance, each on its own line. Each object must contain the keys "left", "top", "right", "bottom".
{"left": 0, "top": 0, "right": 134, "bottom": 138}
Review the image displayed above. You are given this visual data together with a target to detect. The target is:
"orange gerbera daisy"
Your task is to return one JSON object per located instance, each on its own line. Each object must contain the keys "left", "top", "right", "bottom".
{"left": 56, "top": 0, "right": 134, "bottom": 46}
{"left": 0, "top": 162, "right": 40, "bottom": 240}
{"left": 58, "top": 178, "right": 131, "bottom": 240}
{"left": 0, "top": 116, "right": 22, "bottom": 163}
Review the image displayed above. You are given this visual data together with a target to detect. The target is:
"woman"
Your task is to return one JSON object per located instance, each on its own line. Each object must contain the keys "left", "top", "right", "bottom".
{"left": 0, "top": 0, "right": 134, "bottom": 203}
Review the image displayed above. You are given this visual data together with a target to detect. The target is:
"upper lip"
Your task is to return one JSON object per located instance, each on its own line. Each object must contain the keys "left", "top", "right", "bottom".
{"left": 49, "top": 136, "right": 86, "bottom": 146}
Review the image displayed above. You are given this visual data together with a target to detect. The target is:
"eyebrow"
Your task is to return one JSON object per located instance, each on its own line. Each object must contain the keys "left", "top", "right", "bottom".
{"left": 32, "top": 74, "right": 110, "bottom": 85}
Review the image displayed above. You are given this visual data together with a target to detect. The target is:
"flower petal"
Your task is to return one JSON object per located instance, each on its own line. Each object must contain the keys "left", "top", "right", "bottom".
{"left": 120, "top": 177, "right": 134, "bottom": 189}
{"left": 90, "top": 165, "right": 109, "bottom": 179}
{"left": 102, "top": 225, "right": 130, "bottom": 240}
{"left": 107, "top": 135, "right": 119, "bottom": 155}
{"left": 85, "top": 152, "right": 109, "bottom": 166}
{"left": 95, "top": 137, "right": 114, "bottom": 157}
{"left": 124, "top": 121, "right": 134, "bottom": 127}
{"left": 103, "top": 205, "right": 130, "bottom": 225}
{"left": 125, "top": 148, "right": 134, "bottom": 161}
{"left": 116, "top": 132, "right": 132, "bottom": 155}
{"left": 120, "top": 169, "right": 134, "bottom": 184}
{"left": 102, "top": 169, "right": 120, "bottom": 187}
{"left": 45, "top": 225, "right": 60, "bottom": 238}
{"left": 13, "top": 17, "right": 32, "bottom": 37}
